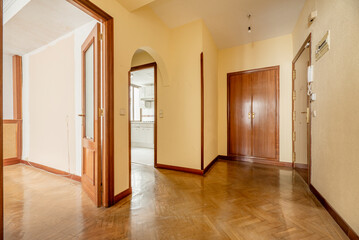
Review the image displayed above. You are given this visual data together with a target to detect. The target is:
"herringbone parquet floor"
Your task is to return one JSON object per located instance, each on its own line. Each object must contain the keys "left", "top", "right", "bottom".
{"left": 4, "top": 161, "right": 348, "bottom": 239}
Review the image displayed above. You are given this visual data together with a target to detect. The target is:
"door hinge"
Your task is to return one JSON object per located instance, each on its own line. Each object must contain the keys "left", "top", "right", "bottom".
{"left": 293, "top": 152, "right": 296, "bottom": 163}
{"left": 293, "top": 131, "right": 296, "bottom": 142}
{"left": 293, "top": 90, "right": 296, "bottom": 101}
{"left": 99, "top": 33, "right": 103, "bottom": 41}
{"left": 306, "top": 107, "right": 310, "bottom": 123}
{"left": 293, "top": 69, "right": 296, "bottom": 80}
{"left": 293, "top": 111, "right": 296, "bottom": 121}
{"left": 99, "top": 108, "right": 104, "bottom": 117}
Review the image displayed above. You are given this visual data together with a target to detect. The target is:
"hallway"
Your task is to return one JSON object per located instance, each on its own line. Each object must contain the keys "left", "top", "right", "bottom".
{"left": 4, "top": 161, "right": 347, "bottom": 239}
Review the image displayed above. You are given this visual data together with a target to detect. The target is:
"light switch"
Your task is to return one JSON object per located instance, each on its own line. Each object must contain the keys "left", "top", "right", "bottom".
{"left": 313, "top": 110, "right": 317, "bottom": 117}
{"left": 311, "top": 93, "right": 317, "bottom": 101}
{"left": 159, "top": 110, "right": 164, "bottom": 118}
{"left": 120, "top": 108, "right": 126, "bottom": 116}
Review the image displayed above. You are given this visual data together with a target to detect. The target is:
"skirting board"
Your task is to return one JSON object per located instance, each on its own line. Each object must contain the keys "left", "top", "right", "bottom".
{"left": 114, "top": 188, "right": 132, "bottom": 204}
{"left": 294, "top": 163, "right": 308, "bottom": 169}
{"left": 203, "top": 156, "right": 218, "bottom": 175}
{"left": 310, "top": 185, "right": 359, "bottom": 240}
{"left": 4, "top": 158, "right": 21, "bottom": 166}
{"left": 20, "top": 160, "right": 81, "bottom": 182}
{"left": 218, "top": 155, "right": 292, "bottom": 168}
{"left": 156, "top": 163, "right": 203, "bottom": 175}
{"left": 155, "top": 156, "right": 218, "bottom": 176}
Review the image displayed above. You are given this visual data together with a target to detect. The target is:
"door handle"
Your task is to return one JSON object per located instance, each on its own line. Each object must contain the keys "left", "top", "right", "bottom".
{"left": 248, "top": 112, "right": 251, "bottom": 119}
{"left": 252, "top": 112, "right": 255, "bottom": 119}
{"left": 78, "top": 114, "right": 85, "bottom": 117}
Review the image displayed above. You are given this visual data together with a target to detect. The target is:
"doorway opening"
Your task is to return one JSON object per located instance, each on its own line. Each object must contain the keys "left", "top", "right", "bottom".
{"left": 2, "top": 0, "right": 114, "bottom": 221}
{"left": 292, "top": 34, "right": 312, "bottom": 184}
{"left": 129, "top": 61, "right": 157, "bottom": 169}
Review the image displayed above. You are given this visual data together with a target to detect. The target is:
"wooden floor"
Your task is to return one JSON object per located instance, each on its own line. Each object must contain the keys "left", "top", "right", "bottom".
{"left": 4, "top": 161, "right": 348, "bottom": 239}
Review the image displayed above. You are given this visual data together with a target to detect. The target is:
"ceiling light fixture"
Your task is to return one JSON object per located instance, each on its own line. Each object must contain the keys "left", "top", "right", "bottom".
{"left": 247, "top": 14, "right": 252, "bottom": 33}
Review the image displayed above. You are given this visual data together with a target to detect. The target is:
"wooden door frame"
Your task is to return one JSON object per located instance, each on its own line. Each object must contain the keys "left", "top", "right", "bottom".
{"left": 128, "top": 62, "right": 157, "bottom": 187}
{"left": 227, "top": 65, "right": 280, "bottom": 164}
{"left": 66, "top": 0, "right": 114, "bottom": 207}
{"left": 292, "top": 33, "right": 312, "bottom": 184}
{"left": 0, "top": 0, "right": 3, "bottom": 237}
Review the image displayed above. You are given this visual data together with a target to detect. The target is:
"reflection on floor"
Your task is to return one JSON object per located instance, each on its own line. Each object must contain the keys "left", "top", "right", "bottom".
{"left": 131, "top": 147, "right": 154, "bottom": 166}
{"left": 4, "top": 161, "right": 348, "bottom": 239}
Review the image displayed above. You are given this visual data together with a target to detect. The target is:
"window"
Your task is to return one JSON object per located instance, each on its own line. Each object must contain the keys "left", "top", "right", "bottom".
{"left": 130, "top": 85, "right": 141, "bottom": 121}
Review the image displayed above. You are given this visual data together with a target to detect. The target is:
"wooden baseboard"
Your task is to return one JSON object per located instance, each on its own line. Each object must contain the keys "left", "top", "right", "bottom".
{"left": 294, "top": 163, "right": 308, "bottom": 169}
{"left": 218, "top": 155, "right": 292, "bottom": 168}
{"left": 3, "top": 158, "right": 21, "bottom": 166}
{"left": 203, "top": 156, "right": 218, "bottom": 175}
{"left": 310, "top": 184, "right": 359, "bottom": 240}
{"left": 20, "top": 160, "right": 81, "bottom": 182}
{"left": 114, "top": 187, "right": 132, "bottom": 204}
{"left": 155, "top": 163, "right": 204, "bottom": 175}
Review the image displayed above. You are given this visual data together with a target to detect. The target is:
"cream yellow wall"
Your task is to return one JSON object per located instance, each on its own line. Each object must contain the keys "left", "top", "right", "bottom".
{"left": 158, "top": 19, "right": 202, "bottom": 169}
{"left": 218, "top": 34, "right": 293, "bottom": 163}
{"left": 90, "top": 0, "right": 206, "bottom": 194}
{"left": 202, "top": 22, "right": 218, "bottom": 168}
{"left": 89, "top": 0, "right": 171, "bottom": 194}
{"left": 27, "top": 35, "right": 76, "bottom": 173}
{"left": 293, "top": 0, "right": 359, "bottom": 233}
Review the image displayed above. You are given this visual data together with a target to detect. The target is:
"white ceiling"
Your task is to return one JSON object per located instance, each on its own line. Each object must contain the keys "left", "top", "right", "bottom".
{"left": 149, "top": 0, "right": 306, "bottom": 49}
{"left": 3, "top": 0, "right": 94, "bottom": 55}
{"left": 131, "top": 68, "right": 155, "bottom": 86}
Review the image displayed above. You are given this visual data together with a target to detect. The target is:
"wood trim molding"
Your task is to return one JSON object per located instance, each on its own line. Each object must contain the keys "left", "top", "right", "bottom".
{"left": 310, "top": 184, "right": 359, "bottom": 240}
{"left": 203, "top": 156, "right": 218, "bottom": 175}
{"left": 294, "top": 163, "right": 308, "bottom": 169}
{"left": 156, "top": 164, "right": 204, "bottom": 175}
{"left": 66, "top": 0, "right": 112, "bottom": 22}
{"left": 0, "top": 1, "right": 3, "bottom": 236}
{"left": 219, "top": 155, "right": 292, "bottom": 168}
{"left": 130, "top": 62, "right": 156, "bottom": 72}
{"left": 292, "top": 33, "right": 312, "bottom": 185}
{"left": 67, "top": 0, "right": 114, "bottom": 208}
{"left": 3, "top": 158, "right": 20, "bottom": 166}
{"left": 200, "top": 52, "right": 204, "bottom": 170}
{"left": 114, "top": 188, "right": 132, "bottom": 204}
{"left": 20, "top": 160, "right": 81, "bottom": 182}
{"left": 12, "top": 55, "right": 22, "bottom": 120}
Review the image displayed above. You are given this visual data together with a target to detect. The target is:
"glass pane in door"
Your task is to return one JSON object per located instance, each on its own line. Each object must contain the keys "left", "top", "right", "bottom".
{"left": 85, "top": 43, "right": 94, "bottom": 139}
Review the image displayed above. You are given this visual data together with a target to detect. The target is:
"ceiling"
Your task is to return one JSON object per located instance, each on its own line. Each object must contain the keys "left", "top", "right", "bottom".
{"left": 149, "top": 0, "right": 306, "bottom": 49}
{"left": 131, "top": 68, "right": 155, "bottom": 86}
{"left": 3, "top": 0, "right": 94, "bottom": 55}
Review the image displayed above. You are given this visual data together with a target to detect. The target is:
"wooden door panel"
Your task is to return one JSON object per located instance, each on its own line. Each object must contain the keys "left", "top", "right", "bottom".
{"left": 252, "top": 69, "right": 278, "bottom": 159}
{"left": 228, "top": 73, "right": 252, "bottom": 156}
{"left": 81, "top": 23, "right": 101, "bottom": 207}
{"left": 83, "top": 147, "right": 95, "bottom": 184}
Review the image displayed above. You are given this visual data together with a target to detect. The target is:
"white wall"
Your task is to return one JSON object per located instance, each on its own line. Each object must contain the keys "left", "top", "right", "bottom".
{"left": 3, "top": 54, "right": 13, "bottom": 119}
{"left": 22, "top": 21, "right": 97, "bottom": 176}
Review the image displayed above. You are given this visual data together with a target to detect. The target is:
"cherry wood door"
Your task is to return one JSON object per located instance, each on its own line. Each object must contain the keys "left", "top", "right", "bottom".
{"left": 227, "top": 66, "right": 279, "bottom": 161}
{"left": 228, "top": 73, "right": 252, "bottom": 156}
{"left": 251, "top": 68, "right": 278, "bottom": 160}
{"left": 81, "top": 23, "right": 101, "bottom": 207}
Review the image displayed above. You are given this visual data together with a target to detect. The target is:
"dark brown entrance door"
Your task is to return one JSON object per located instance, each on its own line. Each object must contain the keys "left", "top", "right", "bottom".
{"left": 228, "top": 66, "right": 279, "bottom": 161}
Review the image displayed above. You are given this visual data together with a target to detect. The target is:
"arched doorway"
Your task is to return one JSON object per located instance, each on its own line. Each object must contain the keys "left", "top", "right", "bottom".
{"left": 128, "top": 49, "right": 160, "bottom": 187}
